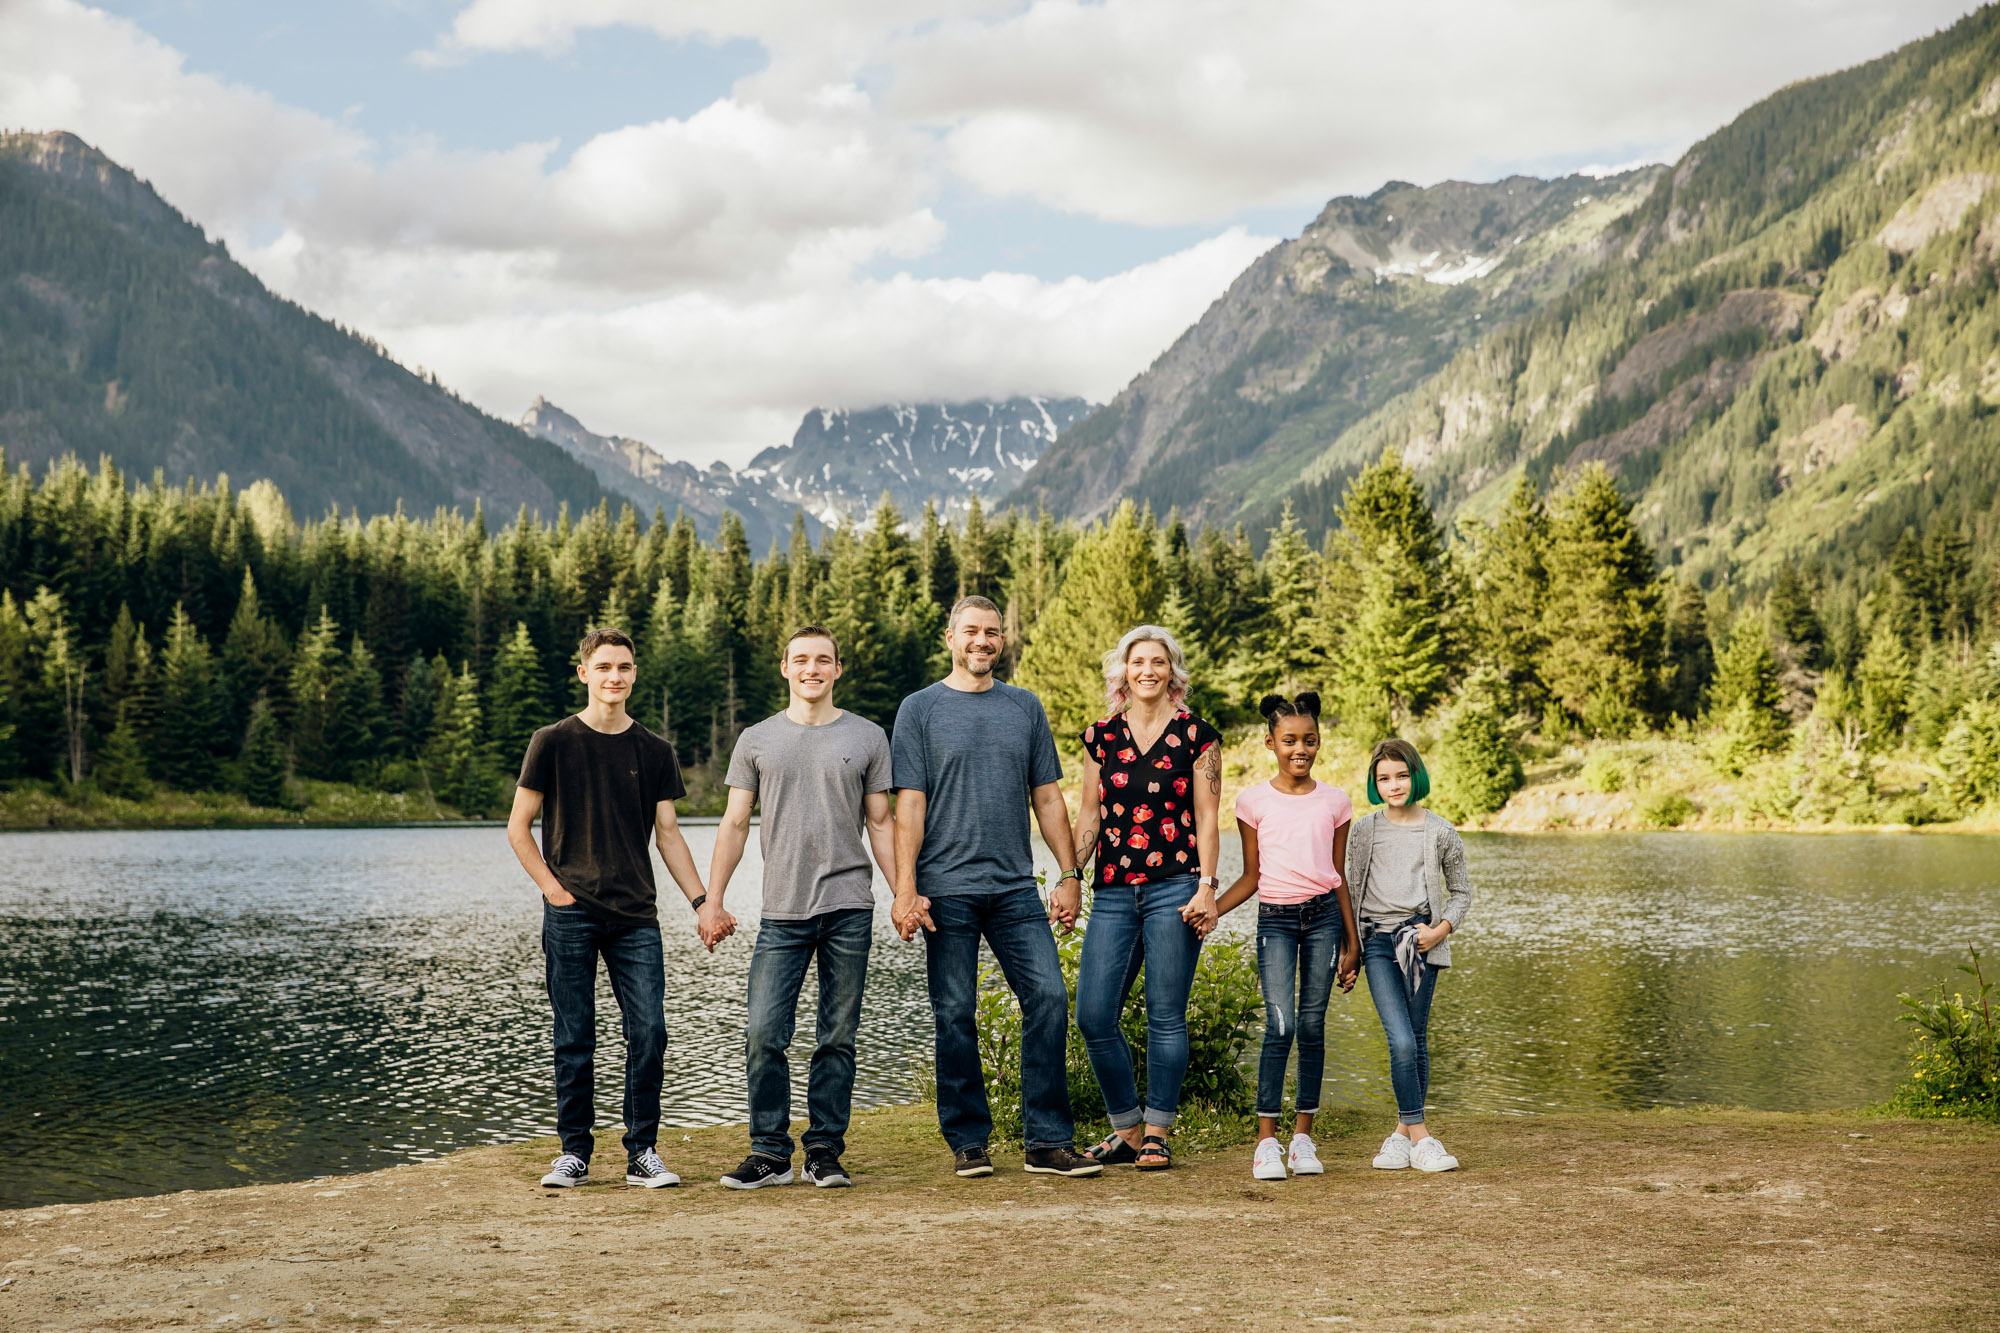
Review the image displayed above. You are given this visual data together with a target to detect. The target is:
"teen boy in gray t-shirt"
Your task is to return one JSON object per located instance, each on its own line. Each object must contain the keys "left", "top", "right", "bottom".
{"left": 706, "top": 626, "right": 894, "bottom": 1189}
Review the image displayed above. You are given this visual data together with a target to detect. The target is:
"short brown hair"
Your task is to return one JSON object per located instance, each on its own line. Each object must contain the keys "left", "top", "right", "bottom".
{"left": 576, "top": 626, "right": 636, "bottom": 663}
{"left": 947, "top": 594, "right": 1001, "bottom": 630}
{"left": 785, "top": 624, "right": 840, "bottom": 662}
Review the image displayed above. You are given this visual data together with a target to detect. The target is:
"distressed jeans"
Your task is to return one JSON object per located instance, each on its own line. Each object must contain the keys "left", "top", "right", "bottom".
{"left": 744, "top": 907, "right": 873, "bottom": 1161}
{"left": 1361, "top": 914, "right": 1442, "bottom": 1124}
{"left": 1074, "top": 874, "right": 1204, "bottom": 1129}
{"left": 1254, "top": 895, "right": 1343, "bottom": 1118}
{"left": 542, "top": 901, "right": 667, "bottom": 1162}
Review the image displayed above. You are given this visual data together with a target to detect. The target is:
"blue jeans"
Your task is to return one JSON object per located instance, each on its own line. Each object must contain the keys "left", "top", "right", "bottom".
{"left": 745, "top": 908, "right": 873, "bottom": 1161}
{"left": 1362, "top": 915, "right": 1442, "bottom": 1125}
{"left": 1255, "top": 896, "right": 1344, "bottom": 1118}
{"left": 1075, "top": 875, "right": 1204, "bottom": 1129}
{"left": 542, "top": 902, "right": 667, "bottom": 1162}
{"left": 923, "top": 886, "right": 1075, "bottom": 1152}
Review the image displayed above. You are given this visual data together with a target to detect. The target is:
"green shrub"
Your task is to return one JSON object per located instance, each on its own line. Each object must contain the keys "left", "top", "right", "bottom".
{"left": 1888, "top": 948, "right": 1999, "bottom": 1122}
{"left": 1634, "top": 790, "right": 1694, "bottom": 828}
{"left": 966, "top": 896, "right": 1262, "bottom": 1148}
{"left": 1786, "top": 710, "right": 1876, "bottom": 824}
{"left": 1581, "top": 750, "right": 1627, "bottom": 793}
{"left": 1434, "top": 672, "right": 1524, "bottom": 821}
{"left": 1938, "top": 699, "right": 2000, "bottom": 814}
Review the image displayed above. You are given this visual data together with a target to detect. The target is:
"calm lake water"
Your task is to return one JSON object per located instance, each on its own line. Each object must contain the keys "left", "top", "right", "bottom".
{"left": 2, "top": 826, "right": 1995, "bottom": 1207}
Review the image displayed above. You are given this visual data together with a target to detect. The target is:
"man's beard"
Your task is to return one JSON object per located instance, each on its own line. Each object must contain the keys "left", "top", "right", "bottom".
{"left": 954, "top": 649, "right": 996, "bottom": 676}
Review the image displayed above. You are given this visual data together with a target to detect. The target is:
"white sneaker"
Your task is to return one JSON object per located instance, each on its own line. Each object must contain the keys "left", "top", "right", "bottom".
{"left": 1371, "top": 1133, "right": 1412, "bottom": 1170}
{"left": 1287, "top": 1133, "right": 1324, "bottom": 1175}
{"left": 1410, "top": 1136, "right": 1459, "bottom": 1172}
{"left": 1252, "top": 1137, "right": 1288, "bottom": 1180}
{"left": 624, "top": 1148, "right": 681, "bottom": 1188}
{"left": 540, "top": 1153, "right": 589, "bottom": 1187}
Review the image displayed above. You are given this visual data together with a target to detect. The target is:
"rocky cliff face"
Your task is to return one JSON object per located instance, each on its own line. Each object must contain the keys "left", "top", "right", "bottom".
{"left": 1010, "top": 170, "right": 1663, "bottom": 527}
{"left": 0, "top": 131, "right": 609, "bottom": 521}
{"left": 748, "top": 397, "right": 1093, "bottom": 523}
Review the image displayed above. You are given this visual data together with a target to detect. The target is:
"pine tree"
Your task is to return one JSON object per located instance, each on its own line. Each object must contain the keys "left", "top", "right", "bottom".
{"left": 1707, "top": 617, "right": 1789, "bottom": 752}
{"left": 238, "top": 694, "right": 295, "bottom": 809}
{"left": 1766, "top": 563, "right": 1823, "bottom": 669}
{"left": 487, "top": 621, "right": 548, "bottom": 765}
{"left": 25, "top": 588, "right": 86, "bottom": 785}
{"left": 153, "top": 604, "right": 224, "bottom": 791}
{"left": 1857, "top": 617, "right": 1913, "bottom": 750}
{"left": 1660, "top": 579, "right": 1714, "bottom": 720}
{"left": 220, "top": 570, "right": 291, "bottom": 737}
{"left": 288, "top": 608, "right": 343, "bottom": 780}
{"left": 1433, "top": 668, "right": 1523, "bottom": 822}
{"left": 327, "top": 635, "right": 389, "bottom": 779}
{"left": 1239, "top": 502, "right": 1320, "bottom": 696}
{"left": 1471, "top": 474, "right": 1550, "bottom": 711}
{"left": 92, "top": 702, "right": 150, "bottom": 801}
{"left": 430, "top": 664, "right": 492, "bottom": 815}
{"left": 399, "top": 652, "right": 442, "bottom": 758}
{"left": 1537, "top": 464, "right": 1663, "bottom": 738}
{"left": 1015, "top": 502, "right": 1167, "bottom": 740}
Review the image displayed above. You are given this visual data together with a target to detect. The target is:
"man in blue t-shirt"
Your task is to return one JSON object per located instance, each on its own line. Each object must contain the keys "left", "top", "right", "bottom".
{"left": 890, "top": 595, "right": 1101, "bottom": 1179}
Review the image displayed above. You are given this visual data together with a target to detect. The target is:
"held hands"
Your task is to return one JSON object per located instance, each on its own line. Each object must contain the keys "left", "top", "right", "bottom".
{"left": 1048, "top": 873, "right": 1082, "bottom": 934}
{"left": 1414, "top": 920, "right": 1452, "bottom": 954}
{"left": 1180, "top": 885, "right": 1219, "bottom": 939}
{"left": 892, "top": 889, "right": 935, "bottom": 941}
{"left": 1336, "top": 944, "right": 1359, "bottom": 992}
{"left": 696, "top": 900, "right": 737, "bottom": 953}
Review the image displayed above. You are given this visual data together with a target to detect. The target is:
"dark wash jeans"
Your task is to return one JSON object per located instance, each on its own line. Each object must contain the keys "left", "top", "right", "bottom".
{"left": 1075, "top": 874, "right": 1204, "bottom": 1129}
{"left": 1361, "top": 913, "right": 1442, "bottom": 1125}
{"left": 745, "top": 907, "right": 873, "bottom": 1161}
{"left": 1254, "top": 895, "right": 1344, "bottom": 1118}
{"left": 542, "top": 901, "right": 666, "bottom": 1162}
{"left": 922, "top": 885, "right": 1075, "bottom": 1152}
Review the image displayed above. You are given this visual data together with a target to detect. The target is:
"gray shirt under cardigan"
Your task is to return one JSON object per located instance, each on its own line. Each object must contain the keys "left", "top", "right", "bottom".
{"left": 1342, "top": 809, "right": 1473, "bottom": 968}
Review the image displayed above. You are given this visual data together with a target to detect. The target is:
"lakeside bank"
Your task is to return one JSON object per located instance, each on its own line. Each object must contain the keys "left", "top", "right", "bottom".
{"left": 3, "top": 1105, "right": 1995, "bottom": 1331}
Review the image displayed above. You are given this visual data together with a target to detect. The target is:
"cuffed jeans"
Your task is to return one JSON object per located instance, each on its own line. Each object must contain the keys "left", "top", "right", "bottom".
{"left": 542, "top": 902, "right": 666, "bottom": 1162}
{"left": 923, "top": 886, "right": 1075, "bottom": 1152}
{"left": 1254, "top": 895, "right": 1343, "bottom": 1118}
{"left": 745, "top": 907, "right": 872, "bottom": 1161}
{"left": 1361, "top": 914, "right": 1442, "bottom": 1125}
{"left": 1075, "top": 874, "right": 1204, "bottom": 1129}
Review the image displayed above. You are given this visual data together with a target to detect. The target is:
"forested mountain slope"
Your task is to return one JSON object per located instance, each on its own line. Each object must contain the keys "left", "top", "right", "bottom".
{"left": 0, "top": 132, "right": 609, "bottom": 520}
{"left": 1011, "top": 168, "right": 1664, "bottom": 527}
{"left": 1291, "top": 4, "right": 2000, "bottom": 586}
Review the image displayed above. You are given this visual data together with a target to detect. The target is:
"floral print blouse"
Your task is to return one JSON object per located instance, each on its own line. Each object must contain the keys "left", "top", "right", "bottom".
{"left": 1081, "top": 708, "right": 1222, "bottom": 886}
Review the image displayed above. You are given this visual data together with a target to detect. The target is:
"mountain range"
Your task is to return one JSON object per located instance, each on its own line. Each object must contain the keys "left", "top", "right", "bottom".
{"left": 1019, "top": 7, "right": 2000, "bottom": 587}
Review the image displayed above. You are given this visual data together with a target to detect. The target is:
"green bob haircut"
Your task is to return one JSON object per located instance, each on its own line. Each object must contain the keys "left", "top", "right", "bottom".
{"left": 1365, "top": 737, "right": 1430, "bottom": 806}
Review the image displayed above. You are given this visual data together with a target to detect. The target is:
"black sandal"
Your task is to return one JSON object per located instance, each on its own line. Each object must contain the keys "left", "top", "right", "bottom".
{"left": 1134, "top": 1135, "right": 1172, "bottom": 1171}
{"left": 1086, "top": 1131, "right": 1138, "bottom": 1166}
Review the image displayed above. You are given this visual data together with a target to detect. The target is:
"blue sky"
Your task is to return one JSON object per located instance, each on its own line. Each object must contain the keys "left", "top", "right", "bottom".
{"left": 3, "top": 1, "right": 1982, "bottom": 464}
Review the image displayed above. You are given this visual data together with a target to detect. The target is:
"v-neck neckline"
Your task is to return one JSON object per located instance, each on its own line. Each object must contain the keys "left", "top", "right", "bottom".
{"left": 1122, "top": 708, "right": 1181, "bottom": 761}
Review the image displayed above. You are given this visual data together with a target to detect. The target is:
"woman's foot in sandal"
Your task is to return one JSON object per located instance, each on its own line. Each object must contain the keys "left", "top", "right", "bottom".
{"left": 1134, "top": 1135, "right": 1173, "bottom": 1171}
{"left": 1085, "top": 1131, "right": 1138, "bottom": 1166}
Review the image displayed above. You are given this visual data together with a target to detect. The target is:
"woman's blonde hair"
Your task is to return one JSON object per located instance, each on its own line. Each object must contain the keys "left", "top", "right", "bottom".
{"left": 1102, "top": 624, "right": 1191, "bottom": 715}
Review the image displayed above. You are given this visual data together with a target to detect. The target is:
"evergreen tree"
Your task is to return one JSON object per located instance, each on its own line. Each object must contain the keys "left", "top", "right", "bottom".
{"left": 153, "top": 604, "right": 224, "bottom": 791}
{"left": 1661, "top": 579, "right": 1714, "bottom": 720}
{"left": 288, "top": 608, "right": 343, "bottom": 780}
{"left": 1857, "top": 617, "right": 1913, "bottom": 750}
{"left": 1706, "top": 617, "right": 1789, "bottom": 753}
{"left": 429, "top": 664, "right": 492, "bottom": 815}
{"left": 326, "top": 635, "right": 389, "bottom": 778}
{"left": 1016, "top": 502, "right": 1167, "bottom": 740}
{"left": 1537, "top": 465, "right": 1663, "bottom": 737}
{"left": 92, "top": 702, "right": 150, "bottom": 801}
{"left": 1433, "top": 668, "right": 1524, "bottom": 822}
{"left": 25, "top": 588, "right": 86, "bottom": 785}
{"left": 1470, "top": 474, "right": 1550, "bottom": 711}
{"left": 487, "top": 621, "right": 548, "bottom": 764}
{"left": 399, "top": 652, "right": 442, "bottom": 758}
{"left": 238, "top": 695, "right": 294, "bottom": 809}
{"left": 1239, "top": 502, "right": 1320, "bottom": 696}
{"left": 1766, "top": 563, "right": 1823, "bottom": 670}
{"left": 220, "top": 570, "right": 291, "bottom": 736}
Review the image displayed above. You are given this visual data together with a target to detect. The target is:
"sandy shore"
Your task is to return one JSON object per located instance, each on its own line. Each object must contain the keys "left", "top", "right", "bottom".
{"left": 4, "top": 1106, "right": 1996, "bottom": 1331}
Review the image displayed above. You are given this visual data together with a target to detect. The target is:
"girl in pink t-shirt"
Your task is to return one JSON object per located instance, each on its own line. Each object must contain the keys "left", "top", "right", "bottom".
{"left": 1217, "top": 691, "right": 1358, "bottom": 1180}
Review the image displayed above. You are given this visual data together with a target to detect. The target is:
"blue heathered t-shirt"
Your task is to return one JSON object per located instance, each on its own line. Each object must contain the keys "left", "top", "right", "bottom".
{"left": 890, "top": 680, "right": 1064, "bottom": 897}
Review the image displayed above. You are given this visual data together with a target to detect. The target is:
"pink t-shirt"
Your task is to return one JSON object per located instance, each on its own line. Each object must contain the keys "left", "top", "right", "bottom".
{"left": 1234, "top": 780, "right": 1354, "bottom": 904}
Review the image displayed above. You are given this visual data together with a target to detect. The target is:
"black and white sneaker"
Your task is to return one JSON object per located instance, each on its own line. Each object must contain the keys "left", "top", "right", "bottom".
{"left": 1023, "top": 1145, "right": 1104, "bottom": 1177}
{"left": 720, "top": 1154, "right": 794, "bottom": 1189}
{"left": 804, "top": 1149, "right": 851, "bottom": 1188}
{"left": 540, "top": 1153, "right": 589, "bottom": 1187}
{"left": 625, "top": 1148, "right": 681, "bottom": 1188}
{"left": 952, "top": 1144, "right": 994, "bottom": 1178}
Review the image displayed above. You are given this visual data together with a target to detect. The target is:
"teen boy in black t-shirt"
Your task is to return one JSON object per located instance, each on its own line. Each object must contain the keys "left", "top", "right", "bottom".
{"left": 506, "top": 626, "right": 731, "bottom": 1189}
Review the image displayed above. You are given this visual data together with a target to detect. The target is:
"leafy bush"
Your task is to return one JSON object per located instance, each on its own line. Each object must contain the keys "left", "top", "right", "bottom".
{"left": 1581, "top": 750, "right": 1628, "bottom": 793}
{"left": 967, "top": 900, "right": 1262, "bottom": 1147}
{"left": 1888, "top": 948, "right": 1999, "bottom": 1122}
{"left": 1634, "top": 790, "right": 1695, "bottom": 828}
{"left": 1786, "top": 710, "right": 1876, "bottom": 824}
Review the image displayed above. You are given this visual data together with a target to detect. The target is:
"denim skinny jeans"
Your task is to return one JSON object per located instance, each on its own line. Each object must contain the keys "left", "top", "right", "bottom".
{"left": 1254, "top": 895, "right": 1343, "bottom": 1118}
{"left": 1361, "top": 913, "right": 1442, "bottom": 1125}
{"left": 922, "top": 885, "right": 1075, "bottom": 1152}
{"left": 542, "top": 901, "right": 667, "bottom": 1162}
{"left": 744, "top": 907, "right": 872, "bottom": 1162}
{"left": 1074, "top": 874, "right": 1205, "bottom": 1130}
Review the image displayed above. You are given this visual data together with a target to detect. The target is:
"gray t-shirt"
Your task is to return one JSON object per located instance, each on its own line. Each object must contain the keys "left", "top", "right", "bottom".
{"left": 890, "top": 680, "right": 1064, "bottom": 897}
{"left": 725, "top": 710, "right": 892, "bottom": 920}
{"left": 1361, "top": 818, "right": 1430, "bottom": 925}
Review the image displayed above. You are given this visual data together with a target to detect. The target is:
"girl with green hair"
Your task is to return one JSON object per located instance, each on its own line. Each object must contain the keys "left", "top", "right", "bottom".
{"left": 1344, "top": 737, "right": 1473, "bottom": 1172}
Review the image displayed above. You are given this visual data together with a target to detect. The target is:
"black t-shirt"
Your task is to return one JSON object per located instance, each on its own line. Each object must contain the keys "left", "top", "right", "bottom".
{"left": 518, "top": 715, "right": 686, "bottom": 925}
{"left": 1081, "top": 708, "right": 1221, "bottom": 886}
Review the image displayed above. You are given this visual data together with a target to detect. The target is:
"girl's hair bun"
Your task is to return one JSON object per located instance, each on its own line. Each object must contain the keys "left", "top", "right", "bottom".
{"left": 1261, "top": 690, "right": 1322, "bottom": 729}
{"left": 1256, "top": 692, "right": 1288, "bottom": 718}
{"left": 1292, "top": 691, "right": 1321, "bottom": 717}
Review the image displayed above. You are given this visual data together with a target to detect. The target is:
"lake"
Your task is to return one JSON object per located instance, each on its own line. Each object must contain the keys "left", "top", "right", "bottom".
{"left": 2, "top": 825, "right": 1994, "bottom": 1207}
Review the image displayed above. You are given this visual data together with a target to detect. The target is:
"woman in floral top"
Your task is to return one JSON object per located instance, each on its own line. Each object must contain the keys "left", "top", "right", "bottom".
{"left": 1071, "top": 625, "right": 1223, "bottom": 1171}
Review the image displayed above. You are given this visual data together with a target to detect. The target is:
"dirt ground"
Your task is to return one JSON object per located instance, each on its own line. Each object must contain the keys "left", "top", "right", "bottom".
{"left": 4, "top": 1106, "right": 1996, "bottom": 1332}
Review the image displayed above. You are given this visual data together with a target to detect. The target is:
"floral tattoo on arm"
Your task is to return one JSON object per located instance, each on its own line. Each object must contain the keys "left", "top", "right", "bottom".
{"left": 1198, "top": 744, "right": 1221, "bottom": 795}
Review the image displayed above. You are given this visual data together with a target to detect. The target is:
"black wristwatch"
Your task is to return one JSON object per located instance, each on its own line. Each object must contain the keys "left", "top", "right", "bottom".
{"left": 689, "top": 893, "right": 708, "bottom": 913}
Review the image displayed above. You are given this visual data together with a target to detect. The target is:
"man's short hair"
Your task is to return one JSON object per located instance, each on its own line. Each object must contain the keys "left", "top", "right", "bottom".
{"left": 785, "top": 624, "right": 840, "bottom": 662}
{"left": 577, "top": 626, "right": 636, "bottom": 663}
{"left": 947, "top": 595, "right": 1001, "bottom": 630}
